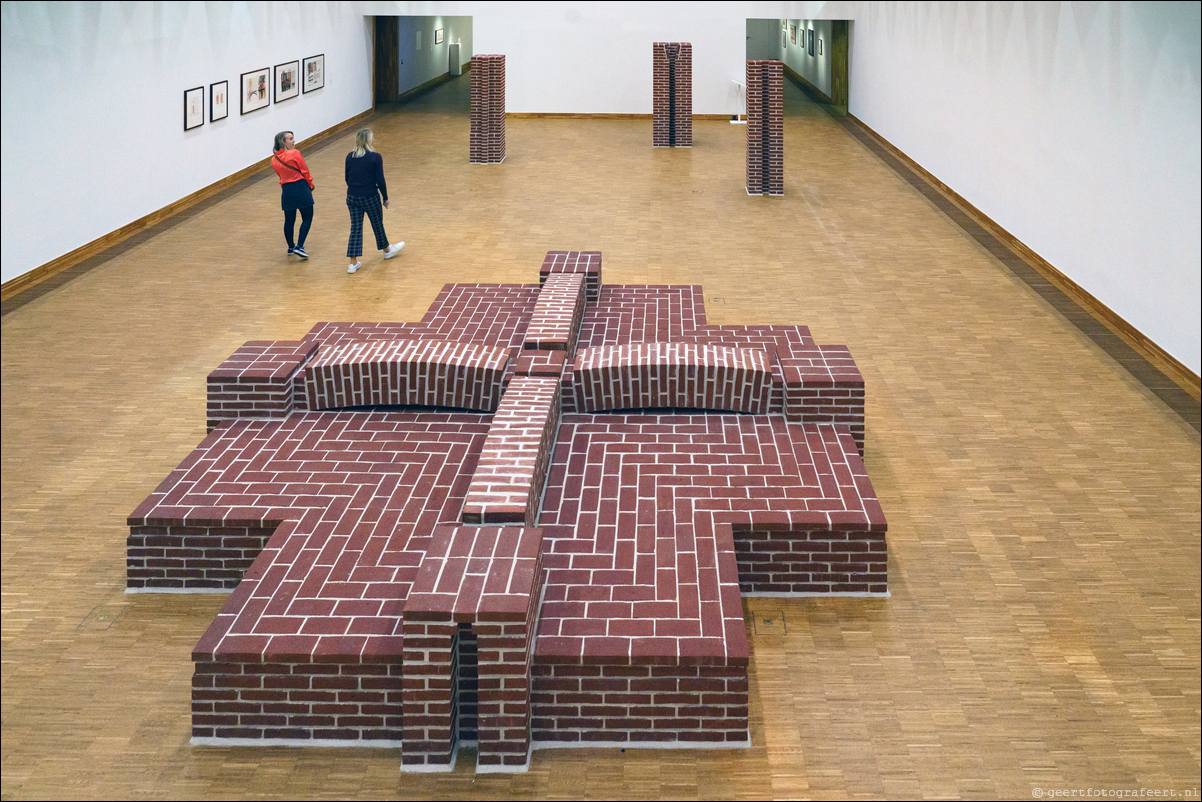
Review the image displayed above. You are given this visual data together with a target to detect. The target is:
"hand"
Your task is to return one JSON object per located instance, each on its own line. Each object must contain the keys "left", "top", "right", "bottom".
{"left": 383, "top": 199, "right": 390, "bottom": 209}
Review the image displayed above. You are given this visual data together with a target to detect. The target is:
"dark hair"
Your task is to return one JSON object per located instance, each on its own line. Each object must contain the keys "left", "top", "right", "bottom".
{"left": 273, "top": 131, "right": 294, "bottom": 152}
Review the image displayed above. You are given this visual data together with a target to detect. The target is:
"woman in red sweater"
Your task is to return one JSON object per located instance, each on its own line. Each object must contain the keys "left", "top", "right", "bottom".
{"left": 271, "top": 131, "right": 315, "bottom": 259}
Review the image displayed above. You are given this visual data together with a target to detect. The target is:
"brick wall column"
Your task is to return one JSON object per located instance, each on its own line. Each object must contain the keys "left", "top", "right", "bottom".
{"left": 653, "top": 43, "right": 692, "bottom": 148}
{"left": 473, "top": 526, "right": 544, "bottom": 771}
{"left": 474, "top": 619, "right": 533, "bottom": 769}
{"left": 746, "top": 60, "right": 783, "bottom": 196}
{"left": 405, "top": 525, "right": 544, "bottom": 772}
{"left": 470, "top": 55, "right": 506, "bottom": 164}
{"left": 400, "top": 614, "right": 458, "bottom": 770}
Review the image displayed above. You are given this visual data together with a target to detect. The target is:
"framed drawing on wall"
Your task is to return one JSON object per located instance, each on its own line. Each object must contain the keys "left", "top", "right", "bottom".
{"left": 791, "top": 25, "right": 797, "bottom": 45}
{"left": 210, "top": 80, "right": 228, "bottom": 121}
{"left": 435, "top": 28, "right": 444, "bottom": 45}
{"left": 808, "top": 29, "right": 815, "bottom": 57}
{"left": 241, "top": 67, "right": 270, "bottom": 114}
{"left": 184, "top": 86, "right": 204, "bottom": 131}
{"left": 275, "top": 60, "right": 300, "bottom": 103}
{"left": 302, "top": 54, "right": 325, "bottom": 93}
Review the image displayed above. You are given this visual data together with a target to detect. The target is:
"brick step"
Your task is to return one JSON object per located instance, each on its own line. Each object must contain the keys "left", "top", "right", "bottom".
{"left": 522, "top": 272, "right": 586, "bottom": 353}
{"left": 570, "top": 342, "right": 774, "bottom": 414}
{"left": 305, "top": 339, "right": 512, "bottom": 412}
{"left": 461, "top": 377, "right": 561, "bottom": 526}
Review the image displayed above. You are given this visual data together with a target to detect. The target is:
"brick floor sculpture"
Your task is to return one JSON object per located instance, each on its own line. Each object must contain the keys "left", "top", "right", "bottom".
{"left": 128, "top": 251, "right": 886, "bottom": 773}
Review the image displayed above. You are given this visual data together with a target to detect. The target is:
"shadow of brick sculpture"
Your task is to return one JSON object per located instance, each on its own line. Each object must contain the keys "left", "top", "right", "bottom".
{"left": 470, "top": 54, "right": 506, "bottom": 164}
{"left": 746, "top": 60, "right": 784, "bottom": 196}
{"left": 129, "top": 250, "right": 887, "bottom": 772}
{"left": 653, "top": 42, "right": 692, "bottom": 147}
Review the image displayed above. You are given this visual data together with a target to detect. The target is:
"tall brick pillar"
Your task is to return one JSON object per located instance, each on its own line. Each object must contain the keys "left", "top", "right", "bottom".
{"left": 652, "top": 42, "right": 692, "bottom": 147}
{"left": 470, "top": 54, "right": 506, "bottom": 164}
{"left": 746, "top": 60, "right": 783, "bottom": 196}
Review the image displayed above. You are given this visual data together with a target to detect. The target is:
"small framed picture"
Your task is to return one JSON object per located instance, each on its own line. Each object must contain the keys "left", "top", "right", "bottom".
{"left": 210, "top": 80, "right": 228, "bottom": 121}
{"left": 302, "top": 54, "right": 325, "bottom": 93}
{"left": 435, "top": 28, "right": 444, "bottom": 45}
{"left": 808, "top": 29, "right": 815, "bottom": 57}
{"left": 184, "top": 86, "right": 204, "bottom": 130}
{"left": 781, "top": 18, "right": 787, "bottom": 30}
{"left": 274, "top": 60, "right": 300, "bottom": 103}
{"left": 819, "top": 38, "right": 823, "bottom": 56}
{"left": 241, "top": 67, "right": 270, "bottom": 114}
{"left": 790, "top": 25, "right": 797, "bottom": 45}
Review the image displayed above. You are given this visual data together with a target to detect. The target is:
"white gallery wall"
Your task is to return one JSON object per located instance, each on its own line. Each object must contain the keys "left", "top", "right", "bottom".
{"left": 1, "top": 1, "right": 373, "bottom": 284}
{"left": 746, "top": 18, "right": 783, "bottom": 61}
{"left": 3, "top": 1, "right": 1198, "bottom": 375}
{"left": 848, "top": 1, "right": 1202, "bottom": 373}
{"left": 370, "top": 1, "right": 792, "bottom": 115}
{"left": 784, "top": 19, "right": 833, "bottom": 97}
{"left": 396, "top": 15, "right": 473, "bottom": 96}
{"left": 748, "top": 18, "right": 832, "bottom": 98}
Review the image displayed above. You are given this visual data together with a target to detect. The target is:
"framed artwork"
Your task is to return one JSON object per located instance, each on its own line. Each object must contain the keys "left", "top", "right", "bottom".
{"left": 184, "top": 86, "right": 204, "bottom": 131}
{"left": 808, "top": 29, "right": 815, "bottom": 57}
{"left": 302, "top": 54, "right": 325, "bottom": 93}
{"left": 210, "top": 80, "right": 228, "bottom": 121}
{"left": 782, "top": 31, "right": 787, "bottom": 49}
{"left": 790, "top": 25, "right": 797, "bottom": 45}
{"left": 241, "top": 67, "right": 270, "bottom": 114}
{"left": 435, "top": 28, "right": 444, "bottom": 45}
{"left": 819, "top": 38, "right": 823, "bottom": 56}
{"left": 275, "top": 60, "right": 300, "bottom": 103}
{"left": 781, "top": 18, "right": 787, "bottom": 30}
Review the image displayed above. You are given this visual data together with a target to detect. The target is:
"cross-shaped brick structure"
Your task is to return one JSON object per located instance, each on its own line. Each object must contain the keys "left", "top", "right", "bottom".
{"left": 128, "top": 251, "right": 886, "bottom": 772}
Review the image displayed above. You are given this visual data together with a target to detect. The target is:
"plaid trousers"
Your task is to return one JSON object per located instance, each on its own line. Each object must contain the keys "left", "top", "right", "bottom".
{"left": 345, "top": 193, "right": 389, "bottom": 258}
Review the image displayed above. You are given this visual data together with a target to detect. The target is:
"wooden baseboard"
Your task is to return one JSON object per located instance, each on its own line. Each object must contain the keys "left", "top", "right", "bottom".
{"left": 506, "top": 113, "right": 731, "bottom": 120}
{"left": 508, "top": 113, "right": 652, "bottom": 119}
{"left": 846, "top": 113, "right": 1200, "bottom": 400}
{"left": 1, "top": 108, "right": 374, "bottom": 304}
{"left": 782, "top": 63, "right": 833, "bottom": 105}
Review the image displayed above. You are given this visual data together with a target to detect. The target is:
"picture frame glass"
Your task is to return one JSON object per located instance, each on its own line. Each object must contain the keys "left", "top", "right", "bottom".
{"left": 303, "top": 55, "right": 325, "bottom": 93}
{"left": 241, "top": 68, "right": 270, "bottom": 114}
{"left": 210, "top": 80, "right": 228, "bottom": 121}
{"left": 435, "top": 28, "right": 444, "bottom": 45}
{"left": 275, "top": 61, "right": 300, "bottom": 102}
{"left": 184, "top": 87, "right": 204, "bottom": 130}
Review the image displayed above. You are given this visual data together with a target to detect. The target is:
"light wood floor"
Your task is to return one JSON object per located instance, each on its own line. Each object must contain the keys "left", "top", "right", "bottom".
{"left": 2, "top": 75, "right": 1198, "bottom": 800}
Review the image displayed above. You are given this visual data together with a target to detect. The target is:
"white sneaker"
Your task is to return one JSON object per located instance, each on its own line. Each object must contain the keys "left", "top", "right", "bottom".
{"left": 384, "top": 241, "right": 405, "bottom": 259}
{"left": 347, "top": 261, "right": 361, "bottom": 274}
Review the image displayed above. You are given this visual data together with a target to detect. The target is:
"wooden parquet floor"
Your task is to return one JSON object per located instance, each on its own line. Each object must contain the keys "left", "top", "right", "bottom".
{"left": 2, "top": 75, "right": 1198, "bottom": 800}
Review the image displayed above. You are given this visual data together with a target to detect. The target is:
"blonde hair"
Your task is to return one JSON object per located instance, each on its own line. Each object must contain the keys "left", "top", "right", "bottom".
{"left": 352, "top": 128, "right": 375, "bottom": 157}
{"left": 273, "top": 130, "right": 293, "bottom": 152}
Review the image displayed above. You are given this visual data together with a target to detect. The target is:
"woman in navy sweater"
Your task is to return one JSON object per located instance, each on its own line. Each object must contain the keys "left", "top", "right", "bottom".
{"left": 344, "top": 128, "right": 403, "bottom": 274}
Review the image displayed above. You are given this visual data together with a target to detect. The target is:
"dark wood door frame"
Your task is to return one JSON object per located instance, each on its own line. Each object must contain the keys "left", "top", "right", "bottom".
{"left": 374, "top": 16, "right": 399, "bottom": 105}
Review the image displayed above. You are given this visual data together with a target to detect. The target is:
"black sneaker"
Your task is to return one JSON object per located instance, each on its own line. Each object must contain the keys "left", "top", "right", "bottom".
{"left": 287, "top": 246, "right": 295, "bottom": 255}
{"left": 293, "top": 245, "right": 309, "bottom": 260}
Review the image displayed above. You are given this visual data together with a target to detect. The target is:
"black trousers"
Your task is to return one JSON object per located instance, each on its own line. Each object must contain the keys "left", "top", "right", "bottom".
{"left": 283, "top": 205, "right": 313, "bottom": 248}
